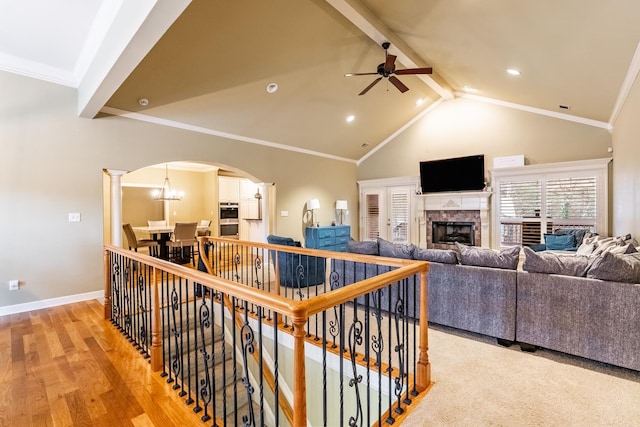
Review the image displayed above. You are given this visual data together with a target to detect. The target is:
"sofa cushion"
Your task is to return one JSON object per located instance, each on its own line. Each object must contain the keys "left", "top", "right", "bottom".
{"left": 377, "top": 238, "right": 416, "bottom": 259}
{"left": 543, "top": 233, "right": 576, "bottom": 251}
{"left": 587, "top": 251, "right": 640, "bottom": 283}
{"left": 455, "top": 243, "right": 520, "bottom": 270}
{"left": 413, "top": 248, "right": 459, "bottom": 264}
{"left": 522, "top": 246, "right": 593, "bottom": 277}
{"left": 347, "top": 239, "right": 379, "bottom": 255}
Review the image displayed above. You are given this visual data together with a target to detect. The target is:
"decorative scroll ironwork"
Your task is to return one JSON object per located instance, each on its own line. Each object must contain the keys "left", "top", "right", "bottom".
{"left": 234, "top": 251, "right": 241, "bottom": 280}
{"left": 348, "top": 317, "right": 364, "bottom": 427}
{"left": 254, "top": 252, "right": 263, "bottom": 287}
{"left": 169, "top": 283, "right": 182, "bottom": 389}
{"left": 393, "top": 293, "right": 407, "bottom": 415}
{"left": 137, "top": 273, "right": 148, "bottom": 348}
{"left": 240, "top": 321, "right": 256, "bottom": 427}
{"left": 295, "top": 262, "right": 305, "bottom": 300}
{"left": 328, "top": 270, "right": 341, "bottom": 348}
{"left": 198, "top": 297, "right": 213, "bottom": 422}
{"left": 371, "top": 289, "right": 384, "bottom": 368}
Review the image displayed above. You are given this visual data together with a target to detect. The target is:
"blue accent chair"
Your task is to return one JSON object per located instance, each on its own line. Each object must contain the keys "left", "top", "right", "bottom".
{"left": 267, "top": 235, "right": 326, "bottom": 288}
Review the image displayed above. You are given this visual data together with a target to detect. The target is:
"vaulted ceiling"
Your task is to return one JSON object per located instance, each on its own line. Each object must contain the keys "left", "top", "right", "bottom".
{"left": 3, "top": 0, "right": 640, "bottom": 162}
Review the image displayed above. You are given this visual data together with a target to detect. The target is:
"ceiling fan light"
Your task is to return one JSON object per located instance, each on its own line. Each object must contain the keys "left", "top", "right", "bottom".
{"left": 346, "top": 115, "right": 355, "bottom": 122}
{"left": 506, "top": 68, "right": 521, "bottom": 76}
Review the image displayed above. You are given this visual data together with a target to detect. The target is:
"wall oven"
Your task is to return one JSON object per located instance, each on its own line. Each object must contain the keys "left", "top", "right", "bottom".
{"left": 219, "top": 202, "right": 239, "bottom": 239}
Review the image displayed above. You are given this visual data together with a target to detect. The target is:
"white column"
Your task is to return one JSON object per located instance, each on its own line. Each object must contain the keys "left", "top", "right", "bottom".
{"left": 106, "top": 169, "right": 128, "bottom": 247}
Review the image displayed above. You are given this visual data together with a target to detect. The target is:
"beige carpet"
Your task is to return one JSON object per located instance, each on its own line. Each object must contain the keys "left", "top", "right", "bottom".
{"left": 401, "top": 325, "right": 640, "bottom": 426}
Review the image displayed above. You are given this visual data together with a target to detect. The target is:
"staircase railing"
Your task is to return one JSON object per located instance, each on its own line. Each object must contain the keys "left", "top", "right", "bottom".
{"left": 104, "top": 237, "right": 431, "bottom": 427}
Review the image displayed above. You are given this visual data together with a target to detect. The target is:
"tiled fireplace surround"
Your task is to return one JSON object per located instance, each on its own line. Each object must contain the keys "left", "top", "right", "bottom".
{"left": 420, "top": 191, "right": 491, "bottom": 249}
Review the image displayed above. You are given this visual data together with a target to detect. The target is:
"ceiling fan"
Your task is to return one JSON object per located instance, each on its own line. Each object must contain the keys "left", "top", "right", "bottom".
{"left": 345, "top": 42, "right": 433, "bottom": 95}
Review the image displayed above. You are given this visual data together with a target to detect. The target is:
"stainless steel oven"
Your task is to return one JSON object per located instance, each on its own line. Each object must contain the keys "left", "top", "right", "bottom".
{"left": 219, "top": 202, "right": 239, "bottom": 238}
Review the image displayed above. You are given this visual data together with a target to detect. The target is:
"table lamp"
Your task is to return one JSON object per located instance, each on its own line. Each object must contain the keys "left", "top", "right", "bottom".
{"left": 307, "top": 198, "right": 320, "bottom": 227}
{"left": 336, "top": 200, "right": 348, "bottom": 225}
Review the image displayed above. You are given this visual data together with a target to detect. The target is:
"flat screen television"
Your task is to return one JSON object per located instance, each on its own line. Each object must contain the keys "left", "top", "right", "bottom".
{"left": 420, "top": 154, "right": 485, "bottom": 193}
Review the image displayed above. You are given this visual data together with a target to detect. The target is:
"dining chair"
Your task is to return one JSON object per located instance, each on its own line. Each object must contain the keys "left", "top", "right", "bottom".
{"left": 197, "top": 219, "right": 212, "bottom": 237}
{"left": 166, "top": 222, "right": 198, "bottom": 265}
{"left": 123, "top": 223, "right": 159, "bottom": 257}
{"left": 148, "top": 219, "right": 168, "bottom": 227}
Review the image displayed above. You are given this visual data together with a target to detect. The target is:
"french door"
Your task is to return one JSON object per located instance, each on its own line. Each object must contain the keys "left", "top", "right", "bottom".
{"left": 361, "top": 186, "right": 412, "bottom": 243}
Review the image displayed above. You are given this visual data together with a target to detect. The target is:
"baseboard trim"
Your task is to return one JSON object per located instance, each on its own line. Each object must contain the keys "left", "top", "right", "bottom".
{"left": 0, "top": 290, "right": 104, "bottom": 317}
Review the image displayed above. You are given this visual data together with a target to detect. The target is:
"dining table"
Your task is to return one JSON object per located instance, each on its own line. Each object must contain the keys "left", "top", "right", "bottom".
{"left": 133, "top": 224, "right": 210, "bottom": 260}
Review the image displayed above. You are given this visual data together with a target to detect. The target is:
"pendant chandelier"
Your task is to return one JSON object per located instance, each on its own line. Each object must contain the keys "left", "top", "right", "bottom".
{"left": 153, "top": 164, "right": 184, "bottom": 201}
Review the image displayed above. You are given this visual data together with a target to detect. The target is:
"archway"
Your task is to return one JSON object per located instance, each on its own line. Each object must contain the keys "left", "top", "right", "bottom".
{"left": 103, "top": 161, "right": 275, "bottom": 248}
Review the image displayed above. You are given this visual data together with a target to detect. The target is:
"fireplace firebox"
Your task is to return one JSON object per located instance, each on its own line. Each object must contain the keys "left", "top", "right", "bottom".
{"left": 432, "top": 221, "right": 475, "bottom": 246}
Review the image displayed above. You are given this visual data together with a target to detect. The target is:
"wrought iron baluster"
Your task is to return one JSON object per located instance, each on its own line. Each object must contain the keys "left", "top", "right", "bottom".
{"left": 393, "top": 288, "right": 406, "bottom": 415}
{"left": 240, "top": 303, "right": 256, "bottom": 427}
{"left": 197, "top": 292, "right": 212, "bottom": 422}
{"left": 348, "top": 315, "right": 364, "bottom": 427}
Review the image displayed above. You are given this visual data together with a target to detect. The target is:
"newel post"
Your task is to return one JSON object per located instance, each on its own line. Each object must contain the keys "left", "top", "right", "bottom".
{"left": 150, "top": 267, "right": 163, "bottom": 372}
{"left": 292, "top": 317, "right": 308, "bottom": 427}
{"left": 104, "top": 248, "right": 112, "bottom": 320}
{"left": 417, "top": 267, "right": 431, "bottom": 391}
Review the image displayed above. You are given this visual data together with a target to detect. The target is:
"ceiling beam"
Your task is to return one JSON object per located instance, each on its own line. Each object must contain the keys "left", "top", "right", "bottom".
{"left": 78, "top": 0, "right": 191, "bottom": 118}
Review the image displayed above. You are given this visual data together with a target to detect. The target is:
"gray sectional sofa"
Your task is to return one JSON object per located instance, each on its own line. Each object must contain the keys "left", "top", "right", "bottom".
{"left": 334, "top": 239, "right": 521, "bottom": 344}
{"left": 337, "top": 238, "right": 640, "bottom": 372}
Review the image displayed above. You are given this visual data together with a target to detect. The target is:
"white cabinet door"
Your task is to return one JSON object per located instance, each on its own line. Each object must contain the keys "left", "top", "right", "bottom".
{"left": 219, "top": 177, "right": 240, "bottom": 202}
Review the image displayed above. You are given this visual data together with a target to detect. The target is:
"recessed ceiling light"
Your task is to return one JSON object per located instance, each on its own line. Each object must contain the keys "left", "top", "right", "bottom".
{"left": 346, "top": 115, "right": 355, "bottom": 123}
{"left": 463, "top": 85, "right": 478, "bottom": 92}
{"left": 416, "top": 98, "right": 424, "bottom": 106}
{"left": 138, "top": 98, "right": 149, "bottom": 106}
{"left": 266, "top": 83, "right": 278, "bottom": 94}
{"left": 506, "top": 69, "right": 521, "bottom": 76}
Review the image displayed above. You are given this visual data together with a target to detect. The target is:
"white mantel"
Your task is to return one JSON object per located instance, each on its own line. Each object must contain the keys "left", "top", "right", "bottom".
{"left": 416, "top": 191, "right": 492, "bottom": 248}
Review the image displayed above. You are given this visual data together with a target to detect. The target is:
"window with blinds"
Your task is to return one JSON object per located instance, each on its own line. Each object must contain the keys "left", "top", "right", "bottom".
{"left": 496, "top": 173, "right": 600, "bottom": 246}
{"left": 364, "top": 193, "right": 380, "bottom": 240}
{"left": 390, "top": 192, "right": 409, "bottom": 243}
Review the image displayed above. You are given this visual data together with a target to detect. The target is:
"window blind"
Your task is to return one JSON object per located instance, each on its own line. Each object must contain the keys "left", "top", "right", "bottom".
{"left": 546, "top": 177, "right": 597, "bottom": 219}
{"left": 390, "top": 192, "right": 409, "bottom": 243}
{"left": 499, "top": 180, "right": 541, "bottom": 218}
{"left": 364, "top": 193, "right": 380, "bottom": 240}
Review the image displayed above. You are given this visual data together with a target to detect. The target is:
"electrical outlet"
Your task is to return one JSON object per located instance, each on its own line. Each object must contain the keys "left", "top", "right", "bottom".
{"left": 9, "top": 280, "right": 19, "bottom": 291}
{"left": 68, "top": 212, "right": 81, "bottom": 222}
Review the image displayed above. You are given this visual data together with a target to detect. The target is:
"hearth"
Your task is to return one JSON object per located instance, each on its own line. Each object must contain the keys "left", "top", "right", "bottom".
{"left": 432, "top": 221, "right": 475, "bottom": 246}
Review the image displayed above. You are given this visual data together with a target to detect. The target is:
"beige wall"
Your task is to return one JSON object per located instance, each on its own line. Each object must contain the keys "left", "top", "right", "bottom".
{"left": 612, "top": 74, "right": 640, "bottom": 238}
{"left": 358, "top": 97, "right": 612, "bottom": 183}
{"left": 0, "top": 71, "right": 358, "bottom": 308}
{"left": 2, "top": 67, "right": 634, "bottom": 311}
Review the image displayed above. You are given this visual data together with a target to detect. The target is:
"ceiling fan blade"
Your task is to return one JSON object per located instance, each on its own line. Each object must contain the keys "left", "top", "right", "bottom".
{"left": 345, "top": 72, "right": 380, "bottom": 77}
{"left": 389, "top": 75, "right": 409, "bottom": 93}
{"left": 358, "top": 77, "right": 383, "bottom": 96}
{"left": 384, "top": 54, "right": 397, "bottom": 73}
{"left": 394, "top": 67, "right": 433, "bottom": 75}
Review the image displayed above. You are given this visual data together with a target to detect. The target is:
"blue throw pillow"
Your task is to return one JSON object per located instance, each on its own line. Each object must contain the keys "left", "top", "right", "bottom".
{"left": 543, "top": 233, "right": 576, "bottom": 251}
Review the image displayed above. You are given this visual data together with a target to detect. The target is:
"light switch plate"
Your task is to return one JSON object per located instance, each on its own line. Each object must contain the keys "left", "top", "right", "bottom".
{"left": 280, "top": 210, "right": 289, "bottom": 217}
{"left": 9, "top": 280, "right": 19, "bottom": 291}
{"left": 68, "top": 212, "right": 81, "bottom": 222}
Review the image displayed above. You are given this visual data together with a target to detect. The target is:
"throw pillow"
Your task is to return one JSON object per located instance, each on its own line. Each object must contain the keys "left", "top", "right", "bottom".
{"left": 587, "top": 252, "right": 640, "bottom": 283}
{"left": 575, "top": 241, "right": 596, "bottom": 256}
{"left": 455, "top": 243, "right": 521, "bottom": 270}
{"left": 554, "top": 228, "right": 589, "bottom": 247}
{"left": 607, "top": 243, "right": 637, "bottom": 255}
{"left": 413, "top": 248, "right": 459, "bottom": 264}
{"left": 347, "top": 239, "right": 379, "bottom": 255}
{"left": 377, "top": 238, "right": 416, "bottom": 259}
{"left": 543, "top": 233, "right": 576, "bottom": 251}
{"left": 522, "top": 246, "right": 593, "bottom": 277}
{"left": 592, "top": 237, "right": 621, "bottom": 256}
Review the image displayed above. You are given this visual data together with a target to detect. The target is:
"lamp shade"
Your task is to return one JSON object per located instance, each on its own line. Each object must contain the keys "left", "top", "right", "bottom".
{"left": 307, "top": 198, "right": 320, "bottom": 210}
{"left": 336, "top": 200, "right": 348, "bottom": 210}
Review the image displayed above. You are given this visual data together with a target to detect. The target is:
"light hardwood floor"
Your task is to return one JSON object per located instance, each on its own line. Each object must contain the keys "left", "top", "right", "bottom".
{"left": 0, "top": 300, "right": 206, "bottom": 427}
